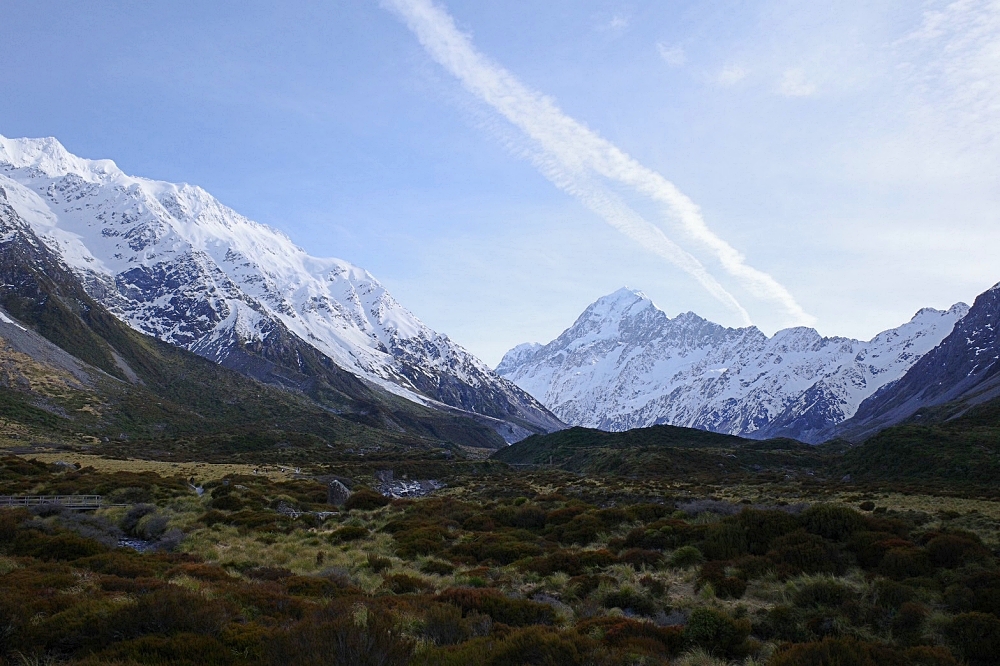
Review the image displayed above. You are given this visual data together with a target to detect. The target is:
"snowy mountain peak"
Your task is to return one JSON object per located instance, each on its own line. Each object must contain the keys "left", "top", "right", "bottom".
{"left": 0, "top": 136, "right": 122, "bottom": 182}
{"left": 499, "top": 288, "right": 967, "bottom": 443}
{"left": 0, "top": 134, "right": 561, "bottom": 441}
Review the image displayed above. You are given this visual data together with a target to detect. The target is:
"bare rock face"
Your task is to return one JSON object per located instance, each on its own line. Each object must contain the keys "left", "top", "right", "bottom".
{"left": 327, "top": 480, "right": 352, "bottom": 506}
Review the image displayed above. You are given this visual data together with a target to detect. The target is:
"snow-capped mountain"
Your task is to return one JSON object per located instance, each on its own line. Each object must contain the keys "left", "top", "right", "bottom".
{"left": 0, "top": 135, "right": 561, "bottom": 441}
{"left": 837, "top": 281, "right": 1000, "bottom": 439}
{"left": 497, "top": 288, "right": 968, "bottom": 443}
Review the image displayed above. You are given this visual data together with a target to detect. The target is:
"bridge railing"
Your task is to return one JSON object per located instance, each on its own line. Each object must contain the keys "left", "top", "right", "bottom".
{"left": 0, "top": 495, "right": 105, "bottom": 509}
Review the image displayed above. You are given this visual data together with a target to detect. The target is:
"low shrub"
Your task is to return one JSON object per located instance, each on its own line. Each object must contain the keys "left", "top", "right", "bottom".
{"left": 668, "top": 545, "right": 704, "bottom": 569}
{"left": 345, "top": 489, "right": 391, "bottom": 512}
{"left": 420, "top": 559, "right": 455, "bottom": 575}
{"left": 423, "top": 603, "right": 471, "bottom": 645}
{"left": 697, "top": 561, "right": 746, "bottom": 600}
{"left": 601, "top": 587, "right": 658, "bottom": 617}
{"left": 770, "top": 637, "right": 958, "bottom": 666}
{"left": 268, "top": 603, "right": 413, "bottom": 666}
{"left": 683, "top": 607, "right": 750, "bottom": 659}
{"left": 520, "top": 549, "right": 615, "bottom": 576}
{"left": 386, "top": 573, "right": 431, "bottom": 594}
{"left": 620, "top": 548, "right": 662, "bottom": 570}
{"left": 944, "top": 612, "right": 1000, "bottom": 666}
{"left": 329, "top": 525, "right": 369, "bottom": 542}
{"left": 793, "top": 578, "right": 857, "bottom": 608}
{"left": 437, "top": 588, "right": 557, "bottom": 627}
{"left": 367, "top": 553, "right": 393, "bottom": 573}
{"left": 801, "top": 504, "right": 867, "bottom": 541}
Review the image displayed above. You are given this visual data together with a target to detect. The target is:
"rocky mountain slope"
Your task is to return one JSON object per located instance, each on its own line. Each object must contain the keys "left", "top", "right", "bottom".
{"left": 834, "top": 281, "right": 1000, "bottom": 440}
{"left": 0, "top": 183, "right": 516, "bottom": 450}
{"left": 0, "top": 135, "right": 561, "bottom": 442}
{"left": 497, "top": 288, "right": 967, "bottom": 443}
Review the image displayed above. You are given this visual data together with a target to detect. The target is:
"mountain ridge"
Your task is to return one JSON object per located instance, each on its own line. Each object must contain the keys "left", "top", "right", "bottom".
{"left": 498, "top": 287, "right": 968, "bottom": 443}
{"left": 0, "top": 134, "right": 562, "bottom": 442}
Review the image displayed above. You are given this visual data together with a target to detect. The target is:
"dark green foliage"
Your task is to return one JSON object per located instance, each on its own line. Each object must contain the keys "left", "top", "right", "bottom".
{"left": 329, "top": 525, "right": 369, "bottom": 542}
{"left": 944, "top": 612, "right": 1000, "bottom": 666}
{"left": 423, "top": 603, "right": 474, "bottom": 645}
{"left": 436, "top": 588, "right": 557, "bottom": 627}
{"left": 683, "top": 607, "right": 750, "bottom": 658}
{"left": 770, "top": 637, "right": 959, "bottom": 666}
{"left": 880, "top": 546, "right": 933, "bottom": 580}
{"left": 697, "top": 561, "right": 747, "bottom": 599}
{"left": 925, "top": 532, "right": 989, "bottom": 568}
{"left": 386, "top": 573, "right": 431, "bottom": 594}
{"left": 794, "top": 579, "right": 857, "bottom": 609}
{"left": 601, "top": 587, "right": 658, "bottom": 616}
{"left": 700, "top": 521, "right": 749, "bottom": 560}
{"left": 268, "top": 603, "right": 414, "bottom": 666}
{"left": 801, "top": 504, "right": 867, "bottom": 541}
{"left": 767, "top": 530, "right": 844, "bottom": 577}
{"left": 420, "top": 558, "right": 455, "bottom": 575}
{"left": 891, "top": 601, "right": 928, "bottom": 644}
{"left": 668, "top": 545, "right": 705, "bottom": 568}
{"left": 345, "top": 488, "right": 392, "bottom": 511}
{"left": 367, "top": 552, "right": 393, "bottom": 573}
{"left": 620, "top": 547, "right": 662, "bottom": 569}
{"left": 521, "top": 549, "right": 616, "bottom": 576}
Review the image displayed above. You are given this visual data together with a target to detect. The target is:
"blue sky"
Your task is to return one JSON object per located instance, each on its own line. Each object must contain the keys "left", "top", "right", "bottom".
{"left": 2, "top": 1, "right": 998, "bottom": 365}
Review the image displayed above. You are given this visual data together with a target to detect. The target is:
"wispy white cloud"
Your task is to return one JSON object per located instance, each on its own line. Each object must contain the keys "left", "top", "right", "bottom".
{"left": 382, "top": 0, "right": 815, "bottom": 327}
{"left": 716, "top": 64, "right": 749, "bottom": 86}
{"left": 778, "top": 67, "right": 817, "bottom": 97}
{"left": 656, "top": 42, "right": 686, "bottom": 67}
{"left": 898, "top": 0, "right": 1000, "bottom": 146}
{"left": 607, "top": 14, "right": 629, "bottom": 31}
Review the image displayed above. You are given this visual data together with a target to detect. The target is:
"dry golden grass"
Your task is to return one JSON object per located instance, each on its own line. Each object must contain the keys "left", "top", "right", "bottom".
{"left": 17, "top": 453, "right": 295, "bottom": 482}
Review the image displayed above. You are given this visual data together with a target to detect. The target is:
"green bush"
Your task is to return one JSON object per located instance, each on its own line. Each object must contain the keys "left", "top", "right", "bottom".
{"left": 697, "top": 561, "right": 746, "bottom": 599}
{"left": 925, "top": 534, "right": 988, "bottom": 568}
{"left": 768, "top": 530, "right": 842, "bottom": 577}
{"left": 801, "top": 504, "right": 867, "bottom": 541}
{"left": 944, "top": 612, "right": 1000, "bottom": 666}
{"left": 329, "top": 525, "right": 369, "bottom": 542}
{"left": 521, "top": 549, "right": 616, "bottom": 576}
{"left": 880, "top": 547, "right": 932, "bottom": 580}
{"left": 793, "top": 578, "right": 856, "bottom": 608}
{"left": 668, "top": 545, "right": 705, "bottom": 569}
{"left": 700, "top": 522, "right": 749, "bottom": 561}
{"left": 437, "top": 588, "right": 556, "bottom": 627}
{"left": 601, "top": 587, "right": 658, "bottom": 616}
{"left": 736, "top": 508, "right": 800, "bottom": 555}
{"left": 268, "top": 604, "right": 413, "bottom": 666}
{"left": 423, "top": 603, "right": 471, "bottom": 645}
{"left": 345, "top": 489, "right": 391, "bottom": 512}
{"left": 386, "top": 573, "right": 431, "bottom": 594}
{"left": 770, "top": 637, "right": 958, "bottom": 666}
{"left": 621, "top": 548, "right": 664, "bottom": 570}
{"left": 420, "top": 559, "right": 455, "bottom": 575}
{"left": 683, "top": 607, "right": 750, "bottom": 659}
{"left": 891, "top": 601, "right": 928, "bottom": 644}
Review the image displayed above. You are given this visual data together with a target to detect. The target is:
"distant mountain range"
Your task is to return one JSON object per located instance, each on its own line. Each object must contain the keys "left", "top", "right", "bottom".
{"left": 496, "top": 286, "right": 995, "bottom": 443}
{"left": 0, "top": 135, "right": 562, "bottom": 444}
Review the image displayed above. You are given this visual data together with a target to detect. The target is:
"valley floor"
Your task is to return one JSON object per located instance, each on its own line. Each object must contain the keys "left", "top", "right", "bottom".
{"left": 1, "top": 449, "right": 998, "bottom": 666}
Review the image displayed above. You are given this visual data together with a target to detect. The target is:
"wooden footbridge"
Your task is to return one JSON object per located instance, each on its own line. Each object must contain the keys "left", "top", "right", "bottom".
{"left": 0, "top": 495, "right": 110, "bottom": 510}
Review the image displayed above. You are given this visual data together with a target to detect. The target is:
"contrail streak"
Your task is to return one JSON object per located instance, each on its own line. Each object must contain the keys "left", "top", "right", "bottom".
{"left": 383, "top": 0, "right": 814, "bottom": 327}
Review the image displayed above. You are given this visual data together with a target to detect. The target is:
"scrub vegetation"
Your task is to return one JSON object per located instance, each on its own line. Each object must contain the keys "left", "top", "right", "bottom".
{"left": 2, "top": 452, "right": 999, "bottom": 665}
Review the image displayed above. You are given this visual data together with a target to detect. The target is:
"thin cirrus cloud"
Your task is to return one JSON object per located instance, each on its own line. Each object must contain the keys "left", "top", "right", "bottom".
{"left": 381, "top": 0, "right": 816, "bottom": 328}
{"left": 657, "top": 42, "right": 686, "bottom": 67}
{"left": 716, "top": 64, "right": 749, "bottom": 86}
{"left": 778, "top": 68, "right": 817, "bottom": 97}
